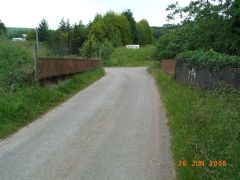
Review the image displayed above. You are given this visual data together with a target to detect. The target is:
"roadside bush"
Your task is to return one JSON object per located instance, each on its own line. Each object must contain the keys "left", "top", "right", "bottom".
{"left": 26, "top": 29, "right": 36, "bottom": 41}
{"left": 175, "top": 50, "right": 240, "bottom": 70}
{"left": 153, "top": 28, "right": 198, "bottom": 60}
{"left": 80, "top": 39, "right": 98, "bottom": 58}
{"left": 80, "top": 39, "right": 114, "bottom": 61}
{"left": 153, "top": 32, "right": 177, "bottom": 60}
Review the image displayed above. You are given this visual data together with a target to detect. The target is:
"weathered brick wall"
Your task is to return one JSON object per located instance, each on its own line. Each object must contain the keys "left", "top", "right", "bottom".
{"left": 160, "top": 60, "right": 175, "bottom": 73}
{"left": 175, "top": 62, "right": 240, "bottom": 90}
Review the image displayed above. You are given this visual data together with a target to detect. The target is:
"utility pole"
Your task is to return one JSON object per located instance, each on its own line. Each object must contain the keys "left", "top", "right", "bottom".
{"left": 35, "top": 27, "right": 39, "bottom": 57}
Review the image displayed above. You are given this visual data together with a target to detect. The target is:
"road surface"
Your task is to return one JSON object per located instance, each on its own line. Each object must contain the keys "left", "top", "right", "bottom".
{"left": 0, "top": 67, "right": 174, "bottom": 180}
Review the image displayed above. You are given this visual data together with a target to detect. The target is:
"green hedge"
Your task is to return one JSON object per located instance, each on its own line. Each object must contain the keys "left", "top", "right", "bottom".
{"left": 175, "top": 50, "right": 240, "bottom": 70}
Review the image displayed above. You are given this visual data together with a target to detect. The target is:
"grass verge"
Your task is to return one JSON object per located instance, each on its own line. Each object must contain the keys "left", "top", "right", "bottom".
{"left": 104, "top": 45, "right": 155, "bottom": 67}
{"left": 148, "top": 63, "right": 240, "bottom": 180}
{"left": 0, "top": 68, "right": 104, "bottom": 139}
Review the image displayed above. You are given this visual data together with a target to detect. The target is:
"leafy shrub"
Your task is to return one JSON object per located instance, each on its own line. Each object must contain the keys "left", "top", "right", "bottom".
{"left": 153, "top": 31, "right": 184, "bottom": 60}
{"left": 80, "top": 39, "right": 114, "bottom": 61}
{"left": 175, "top": 50, "right": 240, "bottom": 70}
{"left": 26, "top": 29, "right": 36, "bottom": 40}
{"left": 99, "top": 40, "right": 114, "bottom": 65}
{"left": 0, "top": 38, "right": 34, "bottom": 92}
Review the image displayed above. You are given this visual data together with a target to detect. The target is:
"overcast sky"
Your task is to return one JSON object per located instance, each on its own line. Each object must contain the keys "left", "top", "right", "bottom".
{"left": 0, "top": 0, "right": 191, "bottom": 29}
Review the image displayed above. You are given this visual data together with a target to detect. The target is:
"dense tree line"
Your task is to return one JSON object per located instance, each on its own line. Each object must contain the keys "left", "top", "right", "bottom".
{"left": 154, "top": 0, "right": 240, "bottom": 60}
{"left": 88, "top": 10, "right": 152, "bottom": 46}
{"left": 25, "top": 18, "right": 89, "bottom": 56}
{"left": 24, "top": 10, "right": 152, "bottom": 58}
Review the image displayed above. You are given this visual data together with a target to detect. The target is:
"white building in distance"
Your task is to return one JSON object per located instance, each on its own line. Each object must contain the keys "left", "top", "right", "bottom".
{"left": 12, "top": 34, "right": 27, "bottom": 41}
{"left": 126, "top": 45, "right": 140, "bottom": 49}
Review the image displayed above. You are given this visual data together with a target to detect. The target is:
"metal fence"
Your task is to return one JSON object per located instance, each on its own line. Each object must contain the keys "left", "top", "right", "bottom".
{"left": 38, "top": 43, "right": 70, "bottom": 58}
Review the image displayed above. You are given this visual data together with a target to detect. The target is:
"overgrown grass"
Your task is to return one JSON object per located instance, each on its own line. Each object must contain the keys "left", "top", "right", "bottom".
{"left": 149, "top": 63, "right": 240, "bottom": 180}
{"left": 104, "top": 45, "right": 155, "bottom": 67}
{"left": 0, "top": 39, "right": 34, "bottom": 93}
{"left": 0, "top": 68, "right": 104, "bottom": 139}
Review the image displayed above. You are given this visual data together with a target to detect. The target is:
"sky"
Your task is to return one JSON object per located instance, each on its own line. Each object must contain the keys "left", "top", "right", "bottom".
{"left": 0, "top": 0, "right": 192, "bottom": 29}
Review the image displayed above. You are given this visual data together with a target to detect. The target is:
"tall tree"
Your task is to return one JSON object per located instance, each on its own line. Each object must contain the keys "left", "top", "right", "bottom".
{"left": 58, "top": 18, "right": 71, "bottom": 32}
{"left": 71, "top": 21, "right": 88, "bottom": 54}
{"left": 66, "top": 19, "right": 71, "bottom": 32}
{"left": 88, "top": 15, "right": 108, "bottom": 43}
{"left": 0, "top": 20, "right": 7, "bottom": 36}
{"left": 136, "top": 19, "right": 152, "bottom": 45}
{"left": 38, "top": 19, "right": 49, "bottom": 42}
{"left": 123, "top": 9, "right": 138, "bottom": 43}
{"left": 58, "top": 18, "right": 67, "bottom": 32}
{"left": 103, "top": 11, "right": 133, "bottom": 45}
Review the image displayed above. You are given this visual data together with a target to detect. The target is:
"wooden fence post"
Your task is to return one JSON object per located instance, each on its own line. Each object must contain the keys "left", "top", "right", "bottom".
{"left": 34, "top": 44, "right": 38, "bottom": 80}
{"left": 90, "top": 40, "right": 92, "bottom": 58}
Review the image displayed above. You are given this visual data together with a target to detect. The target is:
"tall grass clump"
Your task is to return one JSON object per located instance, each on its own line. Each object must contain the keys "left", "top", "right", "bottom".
{"left": 0, "top": 37, "right": 34, "bottom": 92}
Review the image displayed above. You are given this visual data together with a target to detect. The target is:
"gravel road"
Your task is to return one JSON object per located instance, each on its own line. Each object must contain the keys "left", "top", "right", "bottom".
{"left": 0, "top": 67, "right": 174, "bottom": 180}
